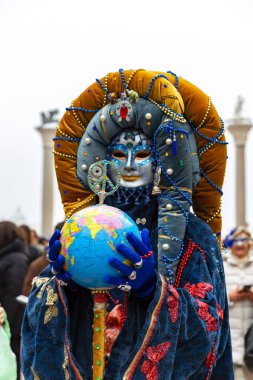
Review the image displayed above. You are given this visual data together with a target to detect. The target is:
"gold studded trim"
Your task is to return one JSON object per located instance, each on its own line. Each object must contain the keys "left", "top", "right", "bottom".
{"left": 65, "top": 194, "right": 96, "bottom": 219}
{"left": 148, "top": 98, "right": 186, "bottom": 123}
{"left": 56, "top": 126, "right": 79, "bottom": 140}
{"left": 102, "top": 73, "right": 110, "bottom": 107}
{"left": 70, "top": 100, "right": 86, "bottom": 130}
{"left": 206, "top": 200, "right": 222, "bottom": 224}
{"left": 196, "top": 97, "right": 212, "bottom": 130}
{"left": 100, "top": 104, "right": 111, "bottom": 139}
{"left": 158, "top": 234, "right": 173, "bottom": 240}
{"left": 52, "top": 150, "right": 77, "bottom": 160}
{"left": 126, "top": 69, "right": 143, "bottom": 87}
{"left": 160, "top": 185, "right": 192, "bottom": 194}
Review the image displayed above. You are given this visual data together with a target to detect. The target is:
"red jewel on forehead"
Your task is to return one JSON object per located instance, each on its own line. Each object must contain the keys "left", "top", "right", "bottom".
{"left": 120, "top": 104, "right": 128, "bottom": 120}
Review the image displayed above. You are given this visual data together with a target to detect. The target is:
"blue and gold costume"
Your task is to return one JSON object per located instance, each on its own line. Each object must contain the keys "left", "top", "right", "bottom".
{"left": 21, "top": 69, "right": 233, "bottom": 379}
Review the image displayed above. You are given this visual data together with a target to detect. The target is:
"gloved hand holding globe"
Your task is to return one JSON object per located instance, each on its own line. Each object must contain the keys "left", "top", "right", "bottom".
{"left": 48, "top": 205, "right": 156, "bottom": 298}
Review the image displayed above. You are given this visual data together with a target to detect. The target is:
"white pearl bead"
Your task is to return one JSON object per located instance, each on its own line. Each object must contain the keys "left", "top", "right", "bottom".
{"left": 166, "top": 138, "right": 172, "bottom": 145}
{"left": 100, "top": 114, "right": 106, "bottom": 122}
{"left": 85, "top": 137, "right": 91, "bottom": 145}
{"left": 166, "top": 168, "right": 173, "bottom": 175}
{"left": 166, "top": 203, "right": 173, "bottom": 211}
{"left": 81, "top": 164, "right": 88, "bottom": 171}
{"left": 162, "top": 243, "right": 170, "bottom": 251}
{"left": 145, "top": 113, "right": 152, "bottom": 120}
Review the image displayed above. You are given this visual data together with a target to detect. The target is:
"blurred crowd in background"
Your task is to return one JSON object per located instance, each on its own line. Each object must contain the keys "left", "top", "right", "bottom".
{"left": 0, "top": 220, "right": 64, "bottom": 380}
{"left": 1, "top": 221, "right": 253, "bottom": 380}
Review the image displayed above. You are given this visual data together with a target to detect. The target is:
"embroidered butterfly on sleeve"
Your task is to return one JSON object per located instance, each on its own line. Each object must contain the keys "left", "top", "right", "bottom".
{"left": 140, "top": 342, "right": 171, "bottom": 380}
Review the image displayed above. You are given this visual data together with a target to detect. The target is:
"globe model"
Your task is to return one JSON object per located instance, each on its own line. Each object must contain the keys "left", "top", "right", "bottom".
{"left": 60, "top": 204, "right": 141, "bottom": 290}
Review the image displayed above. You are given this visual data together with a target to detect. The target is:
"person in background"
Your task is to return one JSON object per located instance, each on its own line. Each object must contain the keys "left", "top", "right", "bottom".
{"left": 0, "top": 305, "right": 17, "bottom": 380}
{"left": 0, "top": 222, "right": 28, "bottom": 380}
{"left": 22, "top": 221, "right": 64, "bottom": 297}
{"left": 223, "top": 226, "right": 253, "bottom": 380}
{"left": 19, "top": 225, "right": 40, "bottom": 263}
{"left": 31, "top": 229, "right": 48, "bottom": 255}
{"left": 0, "top": 305, "right": 4, "bottom": 325}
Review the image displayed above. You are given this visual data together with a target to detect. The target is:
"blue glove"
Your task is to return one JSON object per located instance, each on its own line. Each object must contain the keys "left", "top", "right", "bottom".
{"left": 48, "top": 229, "right": 76, "bottom": 287}
{"left": 105, "top": 229, "right": 156, "bottom": 299}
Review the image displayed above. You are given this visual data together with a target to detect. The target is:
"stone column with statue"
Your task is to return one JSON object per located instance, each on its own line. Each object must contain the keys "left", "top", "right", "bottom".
{"left": 227, "top": 96, "right": 253, "bottom": 226}
{"left": 36, "top": 109, "right": 59, "bottom": 237}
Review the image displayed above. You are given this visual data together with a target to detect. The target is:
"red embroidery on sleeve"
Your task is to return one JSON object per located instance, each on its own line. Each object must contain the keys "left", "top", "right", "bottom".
{"left": 183, "top": 282, "right": 217, "bottom": 332}
{"left": 184, "top": 282, "right": 213, "bottom": 299}
{"left": 216, "top": 302, "right": 224, "bottom": 322}
{"left": 204, "top": 342, "right": 216, "bottom": 379}
{"left": 167, "top": 285, "right": 179, "bottom": 323}
{"left": 140, "top": 342, "right": 171, "bottom": 380}
{"left": 196, "top": 300, "right": 218, "bottom": 332}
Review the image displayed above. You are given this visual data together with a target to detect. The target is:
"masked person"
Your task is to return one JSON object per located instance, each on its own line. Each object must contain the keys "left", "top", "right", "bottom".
{"left": 21, "top": 69, "right": 233, "bottom": 379}
{"left": 223, "top": 227, "right": 253, "bottom": 379}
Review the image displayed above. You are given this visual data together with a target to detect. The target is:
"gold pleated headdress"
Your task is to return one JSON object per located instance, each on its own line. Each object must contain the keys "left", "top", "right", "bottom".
{"left": 53, "top": 69, "right": 226, "bottom": 237}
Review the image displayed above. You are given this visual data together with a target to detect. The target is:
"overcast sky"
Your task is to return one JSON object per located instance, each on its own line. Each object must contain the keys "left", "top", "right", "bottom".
{"left": 0, "top": 0, "right": 253, "bottom": 237}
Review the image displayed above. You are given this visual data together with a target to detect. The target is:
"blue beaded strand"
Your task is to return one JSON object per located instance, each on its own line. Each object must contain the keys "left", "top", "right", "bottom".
{"left": 200, "top": 168, "right": 223, "bottom": 195}
{"left": 153, "top": 124, "right": 192, "bottom": 206}
{"left": 119, "top": 68, "right": 128, "bottom": 90}
{"left": 166, "top": 71, "right": 179, "bottom": 89}
{"left": 143, "top": 74, "right": 169, "bottom": 99}
{"left": 66, "top": 107, "right": 100, "bottom": 113}
{"left": 159, "top": 225, "right": 184, "bottom": 261}
{"left": 160, "top": 103, "right": 184, "bottom": 120}
{"left": 96, "top": 78, "right": 110, "bottom": 95}
{"left": 158, "top": 194, "right": 189, "bottom": 224}
{"left": 53, "top": 136, "right": 81, "bottom": 143}
{"left": 166, "top": 269, "right": 175, "bottom": 284}
{"left": 189, "top": 118, "right": 227, "bottom": 145}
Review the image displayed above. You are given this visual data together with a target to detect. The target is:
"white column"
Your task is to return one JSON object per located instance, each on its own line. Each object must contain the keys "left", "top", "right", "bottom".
{"left": 227, "top": 118, "right": 252, "bottom": 226}
{"left": 36, "top": 122, "right": 57, "bottom": 237}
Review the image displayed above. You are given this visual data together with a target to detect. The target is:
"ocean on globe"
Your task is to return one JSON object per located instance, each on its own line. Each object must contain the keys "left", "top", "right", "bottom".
{"left": 60, "top": 204, "right": 141, "bottom": 290}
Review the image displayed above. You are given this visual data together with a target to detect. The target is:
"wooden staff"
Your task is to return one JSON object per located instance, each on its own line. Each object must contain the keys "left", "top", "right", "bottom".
{"left": 92, "top": 292, "right": 108, "bottom": 380}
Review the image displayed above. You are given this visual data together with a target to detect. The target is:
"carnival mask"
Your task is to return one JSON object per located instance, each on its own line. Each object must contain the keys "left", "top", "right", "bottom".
{"left": 108, "top": 129, "right": 154, "bottom": 188}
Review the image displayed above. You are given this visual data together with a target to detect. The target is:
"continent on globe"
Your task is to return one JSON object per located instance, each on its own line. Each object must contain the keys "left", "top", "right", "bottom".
{"left": 60, "top": 204, "right": 141, "bottom": 290}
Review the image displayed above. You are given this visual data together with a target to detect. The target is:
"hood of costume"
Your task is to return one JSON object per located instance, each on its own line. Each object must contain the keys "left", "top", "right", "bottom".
{"left": 53, "top": 69, "right": 226, "bottom": 281}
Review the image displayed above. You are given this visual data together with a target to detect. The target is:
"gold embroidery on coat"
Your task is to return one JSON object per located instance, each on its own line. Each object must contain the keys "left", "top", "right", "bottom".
{"left": 31, "top": 367, "right": 40, "bottom": 379}
{"left": 32, "top": 277, "right": 51, "bottom": 299}
{"left": 63, "top": 348, "right": 70, "bottom": 380}
{"left": 44, "top": 305, "right": 58, "bottom": 324}
{"left": 46, "top": 286, "right": 58, "bottom": 306}
{"left": 44, "top": 286, "right": 59, "bottom": 324}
